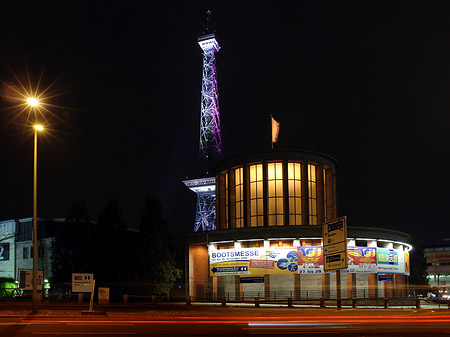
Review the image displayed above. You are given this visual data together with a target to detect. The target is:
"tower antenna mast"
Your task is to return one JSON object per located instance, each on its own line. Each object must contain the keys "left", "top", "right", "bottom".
{"left": 198, "top": 10, "right": 222, "bottom": 163}
{"left": 183, "top": 10, "right": 222, "bottom": 232}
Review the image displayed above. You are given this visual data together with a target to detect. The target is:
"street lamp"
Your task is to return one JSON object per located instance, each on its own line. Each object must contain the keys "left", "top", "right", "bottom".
{"left": 32, "top": 123, "right": 43, "bottom": 313}
{"left": 28, "top": 94, "right": 43, "bottom": 313}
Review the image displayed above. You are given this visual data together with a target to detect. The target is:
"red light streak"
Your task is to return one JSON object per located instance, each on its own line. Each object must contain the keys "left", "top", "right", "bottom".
{"left": 21, "top": 315, "right": 450, "bottom": 325}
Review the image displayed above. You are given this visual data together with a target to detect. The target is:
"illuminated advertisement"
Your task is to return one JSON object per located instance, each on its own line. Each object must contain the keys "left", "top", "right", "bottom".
{"left": 209, "top": 247, "right": 298, "bottom": 276}
{"left": 377, "top": 248, "right": 406, "bottom": 274}
{"left": 298, "top": 246, "right": 377, "bottom": 274}
{"left": 210, "top": 246, "right": 409, "bottom": 276}
{"left": 404, "top": 251, "right": 410, "bottom": 276}
{"left": 346, "top": 247, "right": 377, "bottom": 273}
{"left": 297, "top": 246, "right": 323, "bottom": 274}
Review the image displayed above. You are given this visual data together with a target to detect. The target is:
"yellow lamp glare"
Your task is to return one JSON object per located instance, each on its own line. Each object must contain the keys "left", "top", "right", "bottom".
{"left": 27, "top": 97, "right": 39, "bottom": 107}
{"left": 34, "top": 125, "right": 44, "bottom": 131}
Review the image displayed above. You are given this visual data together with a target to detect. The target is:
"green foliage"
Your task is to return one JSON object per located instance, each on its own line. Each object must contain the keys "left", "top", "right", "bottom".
{"left": 410, "top": 241, "right": 429, "bottom": 291}
{"left": 131, "top": 195, "right": 182, "bottom": 295}
{"left": 50, "top": 201, "right": 93, "bottom": 292}
{"left": 50, "top": 195, "right": 181, "bottom": 296}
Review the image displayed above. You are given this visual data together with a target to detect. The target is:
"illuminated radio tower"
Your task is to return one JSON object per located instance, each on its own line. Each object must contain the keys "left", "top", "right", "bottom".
{"left": 183, "top": 11, "right": 221, "bottom": 232}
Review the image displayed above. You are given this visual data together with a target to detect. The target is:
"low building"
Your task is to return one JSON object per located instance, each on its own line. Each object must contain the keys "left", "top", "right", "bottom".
{"left": 0, "top": 218, "right": 64, "bottom": 290}
{"left": 424, "top": 240, "right": 450, "bottom": 296}
{"left": 184, "top": 149, "right": 412, "bottom": 300}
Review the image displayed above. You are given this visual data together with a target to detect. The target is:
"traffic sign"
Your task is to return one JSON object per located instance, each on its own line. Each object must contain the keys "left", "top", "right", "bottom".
{"left": 323, "top": 217, "right": 348, "bottom": 272}
{"left": 72, "top": 273, "right": 94, "bottom": 292}
{"left": 323, "top": 241, "right": 347, "bottom": 255}
{"left": 322, "top": 217, "right": 347, "bottom": 245}
{"left": 325, "top": 251, "right": 347, "bottom": 271}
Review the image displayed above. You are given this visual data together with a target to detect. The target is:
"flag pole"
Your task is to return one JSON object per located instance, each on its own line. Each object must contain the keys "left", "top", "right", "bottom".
{"left": 270, "top": 114, "right": 273, "bottom": 150}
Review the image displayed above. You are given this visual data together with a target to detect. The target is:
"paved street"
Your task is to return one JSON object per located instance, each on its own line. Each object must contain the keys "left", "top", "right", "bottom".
{"left": 0, "top": 301, "right": 449, "bottom": 336}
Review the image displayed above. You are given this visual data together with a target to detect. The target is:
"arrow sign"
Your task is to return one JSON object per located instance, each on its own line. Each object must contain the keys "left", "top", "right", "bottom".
{"left": 211, "top": 266, "right": 249, "bottom": 275}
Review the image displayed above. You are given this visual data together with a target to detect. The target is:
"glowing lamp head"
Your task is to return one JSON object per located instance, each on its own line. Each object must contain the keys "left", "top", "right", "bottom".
{"left": 27, "top": 97, "right": 39, "bottom": 107}
{"left": 34, "top": 125, "right": 44, "bottom": 131}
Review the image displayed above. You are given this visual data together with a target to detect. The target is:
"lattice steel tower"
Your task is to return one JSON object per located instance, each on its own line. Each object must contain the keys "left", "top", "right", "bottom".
{"left": 183, "top": 11, "right": 221, "bottom": 232}
{"left": 198, "top": 11, "right": 222, "bottom": 160}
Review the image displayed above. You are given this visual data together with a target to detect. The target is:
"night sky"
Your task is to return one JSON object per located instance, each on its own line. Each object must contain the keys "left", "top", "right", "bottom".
{"left": 0, "top": 2, "right": 449, "bottom": 246}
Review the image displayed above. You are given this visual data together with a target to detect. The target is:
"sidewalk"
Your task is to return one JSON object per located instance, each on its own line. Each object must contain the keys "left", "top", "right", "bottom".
{"left": 0, "top": 300, "right": 449, "bottom": 318}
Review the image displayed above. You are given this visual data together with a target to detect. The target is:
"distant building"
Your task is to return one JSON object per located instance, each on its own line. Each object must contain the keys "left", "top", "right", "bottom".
{"left": 423, "top": 240, "right": 450, "bottom": 293}
{"left": 183, "top": 150, "right": 413, "bottom": 300}
{"left": 0, "top": 218, "right": 64, "bottom": 289}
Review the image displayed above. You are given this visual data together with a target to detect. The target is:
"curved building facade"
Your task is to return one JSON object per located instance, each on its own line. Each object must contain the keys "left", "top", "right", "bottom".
{"left": 184, "top": 150, "right": 412, "bottom": 301}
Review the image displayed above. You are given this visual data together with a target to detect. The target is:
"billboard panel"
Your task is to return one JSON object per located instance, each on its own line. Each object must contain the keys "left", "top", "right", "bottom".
{"left": 297, "top": 246, "right": 323, "bottom": 274}
{"left": 377, "top": 248, "right": 405, "bottom": 274}
{"left": 209, "top": 247, "right": 299, "bottom": 276}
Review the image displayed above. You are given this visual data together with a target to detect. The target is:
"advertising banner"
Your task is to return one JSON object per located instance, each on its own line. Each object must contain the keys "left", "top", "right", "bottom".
{"left": 404, "top": 251, "right": 410, "bottom": 276}
{"left": 297, "top": 246, "right": 324, "bottom": 274}
{"left": 298, "top": 246, "right": 377, "bottom": 274}
{"left": 210, "top": 246, "right": 409, "bottom": 276}
{"left": 209, "top": 247, "right": 299, "bottom": 276}
{"left": 377, "top": 248, "right": 405, "bottom": 274}
{"left": 346, "top": 247, "right": 377, "bottom": 273}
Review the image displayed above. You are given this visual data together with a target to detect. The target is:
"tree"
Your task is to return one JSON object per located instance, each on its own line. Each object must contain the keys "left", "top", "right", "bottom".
{"left": 132, "top": 195, "right": 181, "bottom": 296}
{"left": 410, "top": 241, "right": 429, "bottom": 295}
{"left": 91, "top": 197, "right": 129, "bottom": 284}
{"left": 50, "top": 201, "right": 93, "bottom": 292}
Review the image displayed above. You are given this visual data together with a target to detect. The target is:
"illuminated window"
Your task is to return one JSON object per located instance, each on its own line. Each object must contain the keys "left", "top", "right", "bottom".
{"left": 288, "top": 162, "right": 302, "bottom": 225}
{"left": 240, "top": 240, "right": 264, "bottom": 248}
{"left": 308, "top": 164, "right": 317, "bottom": 225}
{"left": 216, "top": 242, "right": 234, "bottom": 250}
{"left": 249, "top": 164, "right": 264, "bottom": 227}
{"left": 323, "top": 168, "right": 328, "bottom": 223}
{"left": 234, "top": 167, "right": 244, "bottom": 228}
{"left": 267, "top": 162, "right": 284, "bottom": 226}
{"left": 270, "top": 240, "right": 293, "bottom": 247}
{"left": 225, "top": 171, "right": 229, "bottom": 228}
{"left": 218, "top": 170, "right": 229, "bottom": 229}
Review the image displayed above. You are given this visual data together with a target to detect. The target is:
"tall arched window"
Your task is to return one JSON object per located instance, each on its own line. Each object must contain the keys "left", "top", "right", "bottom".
{"left": 288, "top": 162, "right": 302, "bottom": 225}
{"left": 249, "top": 164, "right": 264, "bottom": 227}
{"left": 308, "top": 164, "right": 317, "bottom": 225}
{"left": 268, "top": 162, "right": 284, "bottom": 226}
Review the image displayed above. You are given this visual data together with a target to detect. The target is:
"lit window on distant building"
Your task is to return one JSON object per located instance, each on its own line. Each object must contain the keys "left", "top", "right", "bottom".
{"left": 268, "top": 162, "right": 284, "bottom": 226}
{"left": 249, "top": 163, "right": 264, "bottom": 227}
{"left": 308, "top": 164, "right": 317, "bottom": 225}
{"left": 288, "top": 162, "right": 302, "bottom": 225}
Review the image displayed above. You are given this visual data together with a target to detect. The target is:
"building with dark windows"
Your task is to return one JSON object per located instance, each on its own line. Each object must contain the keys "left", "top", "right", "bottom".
{"left": 182, "top": 149, "right": 412, "bottom": 301}
{"left": 0, "top": 218, "right": 63, "bottom": 291}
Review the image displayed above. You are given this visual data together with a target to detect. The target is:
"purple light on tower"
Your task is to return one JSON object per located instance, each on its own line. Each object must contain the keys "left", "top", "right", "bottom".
{"left": 198, "top": 14, "right": 222, "bottom": 160}
{"left": 183, "top": 11, "right": 222, "bottom": 232}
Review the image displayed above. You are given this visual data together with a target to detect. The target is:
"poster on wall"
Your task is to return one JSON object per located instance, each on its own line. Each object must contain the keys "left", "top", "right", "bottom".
{"left": 404, "top": 251, "right": 410, "bottom": 276}
{"left": 346, "top": 247, "right": 377, "bottom": 273}
{"left": 298, "top": 246, "right": 377, "bottom": 274}
{"left": 377, "top": 248, "right": 405, "bottom": 274}
{"left": 209, "top": 247, "right": 299, "bottom": 276}
{"left": 297, "top": 246, "right": 324, "bottom": 274}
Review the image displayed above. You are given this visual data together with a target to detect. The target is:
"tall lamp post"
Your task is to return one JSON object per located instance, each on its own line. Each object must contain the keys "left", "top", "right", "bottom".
{"left": 28, "top": 97, "right": 42, "bottom": 313}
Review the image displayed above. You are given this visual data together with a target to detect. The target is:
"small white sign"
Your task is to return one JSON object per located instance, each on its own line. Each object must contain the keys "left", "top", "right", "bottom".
{"left": 18, "top": 269, "right": 43, "bottom": 290}
{"left": 72, "top": 273, "right": 94, "bottom": 293}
